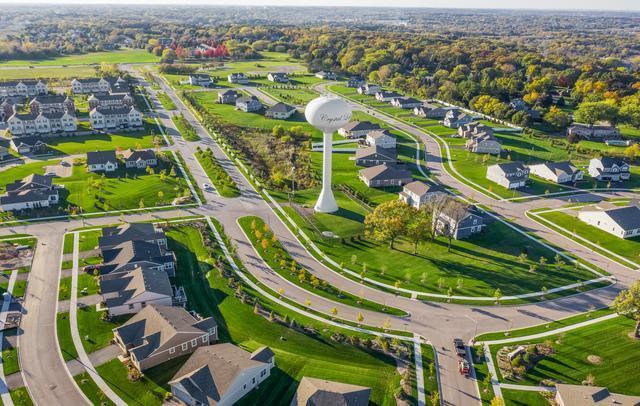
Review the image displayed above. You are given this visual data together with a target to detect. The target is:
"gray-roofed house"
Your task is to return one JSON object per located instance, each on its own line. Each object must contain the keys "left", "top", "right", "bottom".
{"left": 357, "top": 83, "right": 381, "bottom": 96}
{"left": 218, "top": 90, "right": 241, "bottom": 105}
{"left": 267, "top": 72, "right": 289, "bottom": 83}
{"left": 189, "top": 74, "right": 214, "bottom": 87}
{"left": 9, "top": 136, "right": 48, "bottom": 155}
{"left": 399, "top": 180, "right": 446, "bottom": 209}
{"left": 359, "top": 163, "right": 413, "bottom": 188}
{"left": 465, "top": 133, "right": 502, "bottom": 155}
{"left": 71, "top": 77, "right": 126, "bottom": 94}
{"left": 235, "top": 96, "right": 262, "bottom": 113}
{"left": 434, "top": 202, "right": 485, "bottom": 240}
{"left": 0, "top": 174, "right": 61, "bottom": 212}
{"left": 29, "top": 94, "right": 75, "bottom": 115}
{"left": 588, "top": 157, "right": 631, "bottom": 182}
{"left": 99, "top": 223, "right": 168, "bottom": 250}
{"left": 7, "top": 110, "right": 77, "bottom": 136}
{"left": 169, "top": 343, "right": 275, "bottom": 406}
{"left": 227, "top": 72, "right": 249, "bottom": 84}
{"left": 390, "top": 97, "right": 422, "bottom": 109}
{"left": 120, "top": 149, "right": 157, "bottom": 169}
{"left": 347, "top": 76, "right": 365, "bottom": 88}
{"left": 291, "top": 377, "right": 371, "bottom": 406}
{"left": 375, "top": 91, "right": 401, "bottom": 102}
{"left": 486, "top": 162, "right": 530, "bottom": 189}
{"left": 0, "top": 80, "right": 48, "bottom": 97}
{"left": 88, "top": 93, "right": 134, "bottom": 110}
{"left": 113, "top": 304, "right": 218, "bottom": 372}
{"left": 100, "top": 239, "right": 176, "bottom": 276}
{"left": 1, "top": 98, "right": 16, "bottom": 122}
{"left": 87, "top": 150, "right": 118, "bottom": 172}
{"left": 354, "top": 146, "right": 397, "bottom": 167}
{"left": 458, "top": 122, "right": 493, "bottom": 138}
{"left": 100, "top": 266, "right": 173, "bottom": 316}
{"left": 366, "top": 130, "right": 396, "bottom": 149}
{"left": 528, "top": 161, "right": 583, "bottom": 184}
{"left": 567, "top": 124, "right": 621, "bottom": 141}
{"left": 338, "top": 121, "right": 382, "bottom": 139}
{"left": 89, "top": 106, "right": 143, "bottom": 130}
{"left": 555, "top": 384, "right": 640, "bottom": 406}
{"left": 578, "top": 203, "right": 640, "bottom": 239}
{"left": 315, "top": 71, "right": 337, "bottom": 80}
{"left": 443, "top": 110, "right": 474, "bottom": 128}
{"left": 265, "top": 102, "right": 297, "bottom": 120}
{"left": 414, "top": 104, "right": 455, "bottom": 119}
{"left": 0, "top": 146, "right": 9, "bottom": 161}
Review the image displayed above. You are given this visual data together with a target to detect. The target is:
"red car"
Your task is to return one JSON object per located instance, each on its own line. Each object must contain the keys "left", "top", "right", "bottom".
{"left": 458, "top": 359, "right": 470, "bottom": 376}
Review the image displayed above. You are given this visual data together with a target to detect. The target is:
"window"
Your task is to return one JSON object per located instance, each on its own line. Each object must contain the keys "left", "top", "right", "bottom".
{"left": 252, "top": 377, "right": 255, "bottom": 384}
{"left": 181, "top": 343, "right": 188, "bottom": 351}
{"left": 169, "top": 347, "right": 175, "bottom": 354}
{"left": 191, "top": 339, "right": 198, "bottom": 347}
{"left": 202, "top": 335, "right": 208, "bottom": 343}
{"left": 128, "top": 304, "right": 135, "bottom": 310}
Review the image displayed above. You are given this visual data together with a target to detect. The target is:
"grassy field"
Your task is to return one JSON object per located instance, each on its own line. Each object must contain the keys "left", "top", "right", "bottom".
{"left": 9, "top": 387, "right": 33, "bottom": 406}
{"left": 535, "top": 208, "right": 640, "bottom": 265}
{"left": 63, "top": 229, "right": 101, "bottom": 254}
{"left": 2, "top": 346, "right": 19, "bottom": 375}
{"left": 166, "top": 223, "right": 403, "bottom": 406}
{"left": 502, "top": 389, "right": 548, "bottom": 406}
{"left": 0, "top": 48, "right": 159, "bottom": 66}
{"left": 39, "top": 125, "right": 162, "bottom": 155}
{"left": 74, "top": 372, "right": 115, "bottom": 406}
{"left": 0, "top": 66, "right": 98, "bottom": 80}
{"left": 156, "top": 91, "right": 177, "bottom": 110}
{"left": 491, "top": 316, "right": 640, "bottom": 395}
{"left": 58, "top": 273, "right": 100, "bottom": 301}
{"left": 259, "top": 85, "right": 319, "bottom": 105}
{"left": 206, "top": 51, "right": 307, "bottom": 75}
{"left": 238, "top": 215, "right": 407, "bottom": 316}
{"left": 171, "top": 113, "right": 199, "bottom": 141}
{"left": 194, "top": 149, "right": 240, "bottom": 198}
{"left": 57, "top": 312, "right": 77, "bottom": 361}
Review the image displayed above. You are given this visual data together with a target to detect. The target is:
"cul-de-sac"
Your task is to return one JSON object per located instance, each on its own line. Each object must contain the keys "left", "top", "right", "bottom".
{"left": 0, "top": 3, "right": 638, "bottom": 406}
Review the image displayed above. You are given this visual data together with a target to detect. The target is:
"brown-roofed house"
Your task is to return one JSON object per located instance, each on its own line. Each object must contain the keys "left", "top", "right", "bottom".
{"left": 291, "top": 377, "right": 371, "bottom": 406}
{"left": 555, "top": 384, "right": 640, "bottom": 406}
{"left": 359, "top": 163, "right": 413, "bottom": 188}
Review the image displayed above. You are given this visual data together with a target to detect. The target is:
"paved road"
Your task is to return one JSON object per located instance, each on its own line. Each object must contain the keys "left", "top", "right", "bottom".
{"left": 4, "top": 70, "right": 639, "bottom": 406}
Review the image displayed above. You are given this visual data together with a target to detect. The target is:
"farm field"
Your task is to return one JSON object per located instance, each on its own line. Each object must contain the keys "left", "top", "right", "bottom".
{"left": 0, "top": 48, "right": 159, "bottom": 66}
{"left": 0, "top": 66, "right": 98, "bottom": 80}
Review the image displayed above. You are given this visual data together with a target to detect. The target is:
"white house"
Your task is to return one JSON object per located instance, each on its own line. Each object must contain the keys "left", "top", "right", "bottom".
{"left": 29, "top": 94, "right": 75, "bottom": 115}
{"left": 399, "top": 180, "right": 446, "bottom": 209}
{"left": 71, "top": 77, "right": 126, "bottom": 94}
{"left": 465, "top": 133, "right": 502, "bottom": 155}
{"left": 357, "top": 83, "right": 381, "bottom": 95}
{"left": 0, "top": 174, "right": 61, "bottom": 212}
{"left": 338, "top": 121, "right": 381, "bottom": 139}
{"left": 265, "top": 102, "right": 296, "bottom": 119}
{"left": 235, "top": 96, "right": 262, "bottom": 112}
{"left": 227, "top": 72, "right": 249, "bottom": 84}
{"left": 188, "top": 74, "right": 213, "bottom": 87}
{"left": 578, "top": 204, "right": 640, "bottom": 239}
{"left": 89, "top": 106, "right": 143, "bottom": 130}
{"left": 588, "top": 157, "right": 631, "bottom": 182}
{"left": 87, "top": 150, "right": 119, "bottom": 172}
{"left": 0, "top": 80, "right": 48, "bottom": 97}
{"left": 366, "top": 130, "right": 396, "bottom": 149}
{"left": 7, "top": 111, "right": 77, "bottom": 136}
{"left": 267, "top": 72, "right": 289, "bottom": 83}
{"left": 567, "top": 124, "right": 620, "bottom": 141}
{"left": 390, "top": 97, "right": 422, "bottom": 109}
{"left": 315, "top": 71, "right": 337, "bottom": 80}
{"left": 170, "top": 344, "right": 275, "bottom": 406}
{"left": 486, "top": 162, "right": 530, "bottom": 189}
{"left": 375, "top": 91, "right": 401, "bottom": 102}
{"left": 121, "top": 149, "right": 157, "bottom": 169}
{"left": 444, "top": 110, "right": 474, "bottom": 128}
{"left": 88, "top": 93, "right": 134, "bottom": 110}
{"left": 528, "top": 161, "right": 583, "bottom": 184}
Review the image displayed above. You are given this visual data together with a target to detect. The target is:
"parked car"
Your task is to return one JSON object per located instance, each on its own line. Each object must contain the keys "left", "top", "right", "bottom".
{"left": 83, "top": 264, "right": 101, "bottom": 273}
{"left": 454, "top": 338, "right": 466, "bottom": 358}
{"left": 458, "top": 359, "right": 470, "bottom": 376}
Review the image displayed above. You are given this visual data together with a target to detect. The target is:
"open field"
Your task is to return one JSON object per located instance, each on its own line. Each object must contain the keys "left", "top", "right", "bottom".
{"left": 204, "top": 51, "right": 307, "bottom": 75}
{"left": 0, "top": 48, "right": 159, "bottom": 66}
{"left": 0, "top": 66, "right": 98, "bottom": 80}
{"left": 490, "top": 316, "right": 640, "bottom": 395}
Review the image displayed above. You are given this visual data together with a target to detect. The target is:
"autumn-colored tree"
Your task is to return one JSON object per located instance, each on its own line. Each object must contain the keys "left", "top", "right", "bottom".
{"left": 364, "top": 200, "right": 412, "bottom": 249}
{"left": 613, "top": 280, "right": 640, "bottom": 338}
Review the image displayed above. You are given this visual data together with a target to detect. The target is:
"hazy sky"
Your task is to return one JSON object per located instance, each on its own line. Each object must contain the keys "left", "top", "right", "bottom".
{"left": 1, "top": 0, "right": 639, "bottom": 11}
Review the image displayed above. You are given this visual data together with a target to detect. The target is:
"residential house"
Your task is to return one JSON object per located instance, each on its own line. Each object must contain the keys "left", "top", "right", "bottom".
{"left": 354, "top": 146, "right": 397, "bottom": 167}
{"left": 0, "top": 98, "right": 17, "bottom": 122}
{"left": 9, "top": 137, "right": 48, "bottom": 155}
{"left": 218, "top": 90, "right": 241, "bottom": 104}
{"left": 169, "top": 344, "right": 275, "bottom": 406}
{"left": 265, "top": 102, "right": 296, "bottom": 119}
{"left": 0, "top": 147, "right": 9, "bottom": 160}
{"left": 88, "top": 93, "right": 134, "bottom": 110}
{"left": 0, "top": 174, "right": 60, "bottom": 212}
{"left": 100, "top": 239, "right": 176, "bottom": 276}
{"left": 188, "top": 74, "right": 213, "bottom": 87}
{"left": 347, "top": 76, "right": 365, "bottom": 88}
{"left": 291, "top": 377, "right": 371, "bottom": 406}
{"left": 100, "top": 266, "right": 173, "bottom": 316}
{"left": 86, "top": 150, "right": 119, "bottom": 173}
{"left": 399, "top": 180, "right": 446, "bottom": 209}
{"left": 414, "top": 104, "right": 455, "bottom": 119}
{"left": 366, "top": 130, "right": 396, "bottom": 149}
{"left": 338, "top": 121, "right": 381, "bottom": 139}
{"left": 509, "top": 99, "right": 528, "bottom": 111}
{"left": 567, "top": 124, "right": 621, "bottom": 141}
{"left": 267, "top": 72, "right": 289, "bottom": 83}
{"left": 29, "top": 94, "right": 75, "bottom": 115}
{"left": 434, "top": 202, "right": 484, "bottom": 240}
{"left": 227, "top": 73, "right": 249, "bottom": 84}
{"left": 89, "top": 106, "right": 143, "bottom": 130}
{"left": 7, "top": 111, "right": 77, "bottom": 136}
{"left": 391, "top": 97, "right": 422, "bottom": 109}
{"left": 357, "top": 83, "right": 381, "bottom": 96}
{"left": 71, "top": 77, "right": 126, "bottom": 94}
{"left": 235, "top": 96, "right": 262, "bottom": 113}
{"left": 120, "top": 149, "right": 157, "bottom": 169}
{"left": 588, "top": 157, "right": 631, "bottom": 182}
{"left": 315, "top": 71, "right": 337, "bottom": 80}
{"left": 0, "top": 80, "right": 48, "bottom": 97}
{"left": 458, "top": 122, "right": 493, "bottom": 138}
{"left": 578, "top": 203, "right": 640, "bottom": 239}
{"left": 444, "top": 110, "right": 473, "bottom": 128}
{"left": 113, "top": 304, "right": 217, "bottom": 372}
{"left": 486, "top": 162, "right": 530, "bottom": 189}
{"left": 465, "top": 133, "right": 502, "bottom": 154}
{"left": 528, "top": 161, "right": 583, "bottom": 184}
{"left": 375, "top": 91, "right": 401, "bottom": 102}
{"left": 99, "top": 223, "right": 168, "bottom": 250}
{"left": 555, "top": 384, "right": 640, "bottom": 406}
{"left": 359, "top": 163, "right": 413, "bottom": 188}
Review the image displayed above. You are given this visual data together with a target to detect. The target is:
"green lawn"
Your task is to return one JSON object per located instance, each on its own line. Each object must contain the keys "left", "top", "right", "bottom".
{"left": 74, "top": 372, "right": 115, "bottom": 406}
{"left": 0, "top": 66, "right": 98, "bottom": 80}
{"left": 536, "top": 208, "right": 640, "bottom": 265}
{"left": 58, "top": 273, "right": 100, "bottom": 301}
{"left": 470, "top": 345, "right": 495, "bottom": 405}
{"left": 171, "top": 114, "right": 199, "bottom": 141}
{"left": 0, "top": 48, "right": 159, "bottom": 66}
{"left": 195, "top": 149, "right": 240, "bottom": 198}
{"left": 2, "top": 346, "right": 19, "bottom": 375}
{"left": 166, "top": 223, "right": 402, "bottom": 406}
{"left": 156, "top": 91, "right": 177, "bottom": 110}
{"left": 63, "top": 229, "right": 102, "bottom": 254}
{"left": 9, "top": 387, "right": 34, "bottom": 406}
{"left": 502, "top": 389, "right": 549, "bottom": 406}
{"left": 238, "top": 216, "right": 407, "bottom": 316}
{"left": 57, "top": 312, "right": 77, "bottom": 361}
{"left": 205, "top": 51, "right": 307, "bottom": 75}
{"left": 491, "top": 316, "right": 640, "bottom": 395}
{"left": 78, "top": 306, "right": 131, "bottom": 354}
{"left": 43, "top": 125, "right": 163, "bottom": 155}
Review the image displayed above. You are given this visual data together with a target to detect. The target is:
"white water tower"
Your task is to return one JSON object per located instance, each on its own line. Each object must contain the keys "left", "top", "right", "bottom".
{"left": 305, "top": 96, "right": 352, "bottom": 213}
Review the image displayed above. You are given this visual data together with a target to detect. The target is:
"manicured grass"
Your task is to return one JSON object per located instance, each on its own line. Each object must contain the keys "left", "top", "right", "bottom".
{"left": 61, "top": 256, "right": 102, "bottom": 271}
{"left": 58, "top": 273, "right": 100, "bottom": 301}
{"left": 536, "top": 208, "right": 640, "bottom": 265}
{"left": 0, "top": 66, "right": 98, "bottom": 80}
{"left": 9, "top": 387, "right": 34, "bottom": 406}
{"left": 43, "top": 126, "right": 163, "bottom": 155}
{"left": 259, "top": 81, "right": 320, "bottom": 105}
{"left": 156, "top": 91, "right": 176, "bottom": 110}
{"left": 207, "top": 51, "right": 306, "bottom": 74}
{"left": 238, "top": 216, "right": 407, "bottom": 316}
{"left": 63, "top": 229, "right": 101, "bottom": 254}
{"left": 77, "top": 306, "right": 130, "bottom": 354}
{"left": 2, "top": 346, "right": 19, "bottom": 375}
{"left": 502, "top": 389, "right": 549, "bottom": 406}
{"left": 491, "top": 316, "right": 640, "bottom": 395}
{"left": 0, "top": 48, "right": 159, "bottom": 66}
{"left": 195, "top": 149, "right": 240, "bottom": 198}
{"left": 421, "top": 345, "right": 439, "bottom": 404}
{"left": 470, "top": 345, "right": 495, "bottom": 405}
{"left": 174, "top": 151, "right": 205, "bottom": 203}
{"left": 74, "top": 372, "right": 115, "bottom": 406}
{"left": 167, "top": 223, "right": 402, "bottom": 406}
{"left": 57, "top": 312, "right": 78, "bottom": 361}
{"left": 171, "top": 113, "right": 199, "bottom": 141}
{"left": 475, "top": 308, "right": 613, "bottom": 342}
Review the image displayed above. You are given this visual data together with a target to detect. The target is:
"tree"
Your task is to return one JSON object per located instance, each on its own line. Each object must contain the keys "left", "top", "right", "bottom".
{"left": 613, "top": 280, "right": 640, "bottom": 338}
{"left": 161, "top": 48, "right": 177, "bottom": 63}
{"left": 331, "top": 307, "right": 338, "bottom": 317}
{"left": 357, "top": 312, "right": 364, "bottom": 324}
{"left": 493, "top": 288, "right": 502, "bottom": 304}
{"left": 430, "top": 391, "right": 440, "bottom": 406}
{"left": 406, "top": 206, "right": 433, "bottom": 254}
{"left": 364, "top": 200, "right": 412, "bottom": 249}
{"left": 544, "top": 106, "right": 571, "bottom": 129}
{"left": 490, "top": 396, "right": 505, "bottom": 406}
{"left": 574, "top": 101, "right": 619, "bottom": 126}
